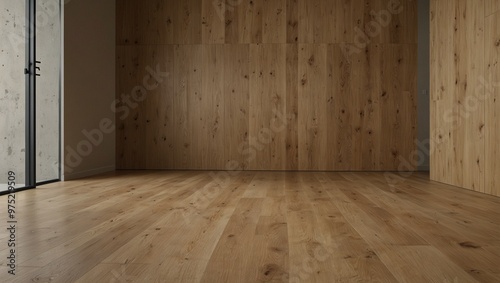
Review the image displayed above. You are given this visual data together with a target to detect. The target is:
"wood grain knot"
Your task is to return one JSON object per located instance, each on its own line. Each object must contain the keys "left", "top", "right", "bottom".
{"left": 459, "top": 241, "right": 480, "bottom": 249}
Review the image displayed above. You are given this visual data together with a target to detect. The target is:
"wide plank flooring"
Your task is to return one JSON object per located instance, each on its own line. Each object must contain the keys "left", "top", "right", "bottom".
{"left": 1, "top": 171, "right": 500, "bottom": 282}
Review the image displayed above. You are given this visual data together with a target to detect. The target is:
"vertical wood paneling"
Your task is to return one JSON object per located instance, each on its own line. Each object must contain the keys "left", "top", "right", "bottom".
{"left": 430, "top": 0, "right": 500, "bottom": 197}
{"left": 116, "top": 0, "right": 175, "bottom": 45}
{"left": 485, "top": 12, "right": 500, "bottom": 197}
{"left": 225, "top": 0, "right": 263, "bottom": 44}
{"left": 380, "top": 44, "right": 417, "bottom": 171}
{"left": 430, "top": 0, "right": 456, "bottom": 185}
{"left": 116, "top": 0, "right": 139, "bottom": 45}
{"left": 116, "top": 46, "right": 147, "bottom": 169}
{"left": 297, "top": 0, "right": 315, "bottom": 43}
{"left": 144, "top": 46, "right": 175, "bottom": 169}
{"left": 285, "top": 44, "right": 299, "bottom": 170}
{"left": 262, "top": 0, "right": 287, "bottom": 43}
{"left": 201, "top": 45, "right": 225, "bottom": 169}
{"left": 332, "top": 0, "right": 354, "bottom": 43}
{"left": 249, "top": 44, "right": 287, "bottom": 170}
{"left": 175, "top": 0, "right": 202, "bottom": 44}
{"left": 298, "top": 44, "right": 328, "bottom": 170}
{"left": 286, "top": 0, "right": 299, "bottom": 43}
{"left": 354, "top": 44, "right": 383, "bottom": 170}
{"left": 379, "top": 0, "right": 418, "bottom": 44}
{"left": 141, "top": 0, "right": 175, "bottom": 44}
{"left": 485, "top": 0, "right": 500, "bottom": 17}
{"left": 462, "top": 0, "right": 485, "bottom": 192}
{"left": 224, "top": 45, "right": 250, "bottom": 169}
{"left": 327, "top": 44, "right": 353, "bottom": 170}
{"left": 117, "top": 0, "right": 418, "bottom": 173}
{"left": 174, "top": 45, "right": 203, "bottom": 169}
{"left": 202, "top": 0, "right": 225, "bottom": 44}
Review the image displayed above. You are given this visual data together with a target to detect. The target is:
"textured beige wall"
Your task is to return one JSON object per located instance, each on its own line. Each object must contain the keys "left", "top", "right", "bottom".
{"left": 0, "top": 1, "right": 26, "bottom": 188}
{"left": 63, "top": 0, "right": 115, "bottom": 180}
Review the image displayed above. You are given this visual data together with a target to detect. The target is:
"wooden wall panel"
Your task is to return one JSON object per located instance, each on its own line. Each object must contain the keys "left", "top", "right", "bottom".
{"left": 201, "top": 45, "right": 225, "bottom": 168}
{"left": 298, "top": 44, "right": 329, "bottom": 170}
{"left": 348, "top": 44, "right": 384, "bottom": 170}
{"left": 174, "top": 0, "right": 202, "bottom": 44}
{"left": 461, "top": 0, "right": 485, "bottom": 192}
{"left": 116, "top": 0, "right": 139, "bottom": 45}
{"left": 225, "top": 0, "right": 263, "bottom": 44}
{"left": 431, "top": 0, "right": 500, "bottom": 197}
{"left": 116, "top": 0, "right": 175, "bottom": 45}
{"left": 297, "top": 0, "right": 323, "bottom": 43}
{"left": 224, "top": 45, "right": 250, "bottom": 170}
{"left": 249, "top": 44, "right": 287, "bottom": 170}
{"left": 202, "top": 0, "right": 226, "bottom": 44}
{"left": 485, "top": 0, "right": 500, "bottom": 17}
{"left": 380, "top": 44, "right": 417, "bottom": 171}
{"left": 173, "top": 45, "right": 203, "bottom": 169}
{"left": 262, "top": 0, "right": 287, "bottom": 43}
{"left": 379, "top": 0, "right": 418, "bottom": 44}
{"left": 116, "top": 46, "right": 145, "bottom": 169}
{"left": 286, "top": 0, "right": 299, "bottom": 43}
{"left": 117, "top": 0, "right": 418, "bottom": 172}
{"left": 430, "top": 0, "right": 455, "bottom": 185}
{"left": 144, "top": 46, "right": 175, "bottom": 169}
{"left": 327, "top": 44, "right": 355, "bottom": 170}
{"left": 485, "top": 12, "right": 500, "bottom": 197}
{"left": 285, "top": 44, "right": 299, "bottom": 169}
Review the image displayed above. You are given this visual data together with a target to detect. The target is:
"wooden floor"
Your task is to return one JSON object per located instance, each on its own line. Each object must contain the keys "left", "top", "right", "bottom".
{"left": 1, "top": 171, "right": 500, "bottom": 282}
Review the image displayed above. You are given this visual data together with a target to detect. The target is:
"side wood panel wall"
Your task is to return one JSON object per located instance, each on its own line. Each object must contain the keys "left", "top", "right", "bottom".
{"left": 430, "top": 0, "right": 500, "bottom": 197}
{"left": 116, "top": 0, "right": 418, "bottom": 171}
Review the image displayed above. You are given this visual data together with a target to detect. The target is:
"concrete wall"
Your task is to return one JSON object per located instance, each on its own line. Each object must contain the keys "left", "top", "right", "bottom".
{"left": 63, "top": 0, "right": 115, "bottom": 180}
{"left": 0, "top": 1, "right": 26, "bottom": 188}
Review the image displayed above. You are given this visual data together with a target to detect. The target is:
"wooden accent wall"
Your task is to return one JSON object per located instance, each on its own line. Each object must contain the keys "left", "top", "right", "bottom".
{"left": 116, "top": 0, "right": 418, "bottom": 171}
{"left": 430, "top": 0, "right": 500, "bottom": 197}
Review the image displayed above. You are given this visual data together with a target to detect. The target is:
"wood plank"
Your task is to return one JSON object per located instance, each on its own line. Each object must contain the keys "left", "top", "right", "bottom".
{"left": 327, "top": 43, "right": 354, "bottom": 170}
{"left": 1, "top": 172, "right": 499, "bottom": 281}
{"left": 202, "top": 0, "right": 225, "bottom": 44}
{"left": 378, "top": 0, "right": 418, "bottom": 44}
{"left": 116, "top": 0, "right": 139, "bottom": 45}
{"left": 144, "top": 46, "right": 175, "bottom": 169}
{"left": 485, "top": 11, "right": 500, "bottom": 197}
{"left": 461, "top": 0, "right": 486, "bottom": 193}
{"left": 286, "top": 0, "right": 299, "bottom": 43}
{"left": 224, "top": 0, "right": 263, "bottom": 44}
{"left": 297, "top": 44, "right": 328, "bottom": 170}
{"left": 249, "top": 44, "right": 287, "bottom": 170}
{"left": 377, "top": 246, "right": 479, "bottom": 283}
{"left": 200, "top": 198, "right": 264, "bottom": 282}
{"left": 116, "top": 46, "right": 147, "bottom": 169}
{"left": 174, "top": 0, "right": 202, "bottom": 44}
{"left": 430, "top": 0, "right": 456, "bottom": 185}
{"left": 380, "top": 44, "right": 417, "bottom": 170}
{"left": 430, "top": 0, "right": 491, "bottom": 195}
{"left": 285, "top": 44, "right": 299, "bottom": 170}
{"left": 116, "top": 0, "right": 175, "bottom": 45}
{"left": 262, "top": 0, "right": 286, "bottom": 43}
{"left": 485, "top": 0, "right": 500, "bottom": 17}
{"left": 349, "top": 174, "right": 500, "bottom": 282}
{"left": 201, "top": 44, "right": 225, "bottom": 169}
{"left": 224, "top": 44, "right": 250, "bottom": 169}
{"left": 173, "top": 45, "right": 203, "bottom": 169}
